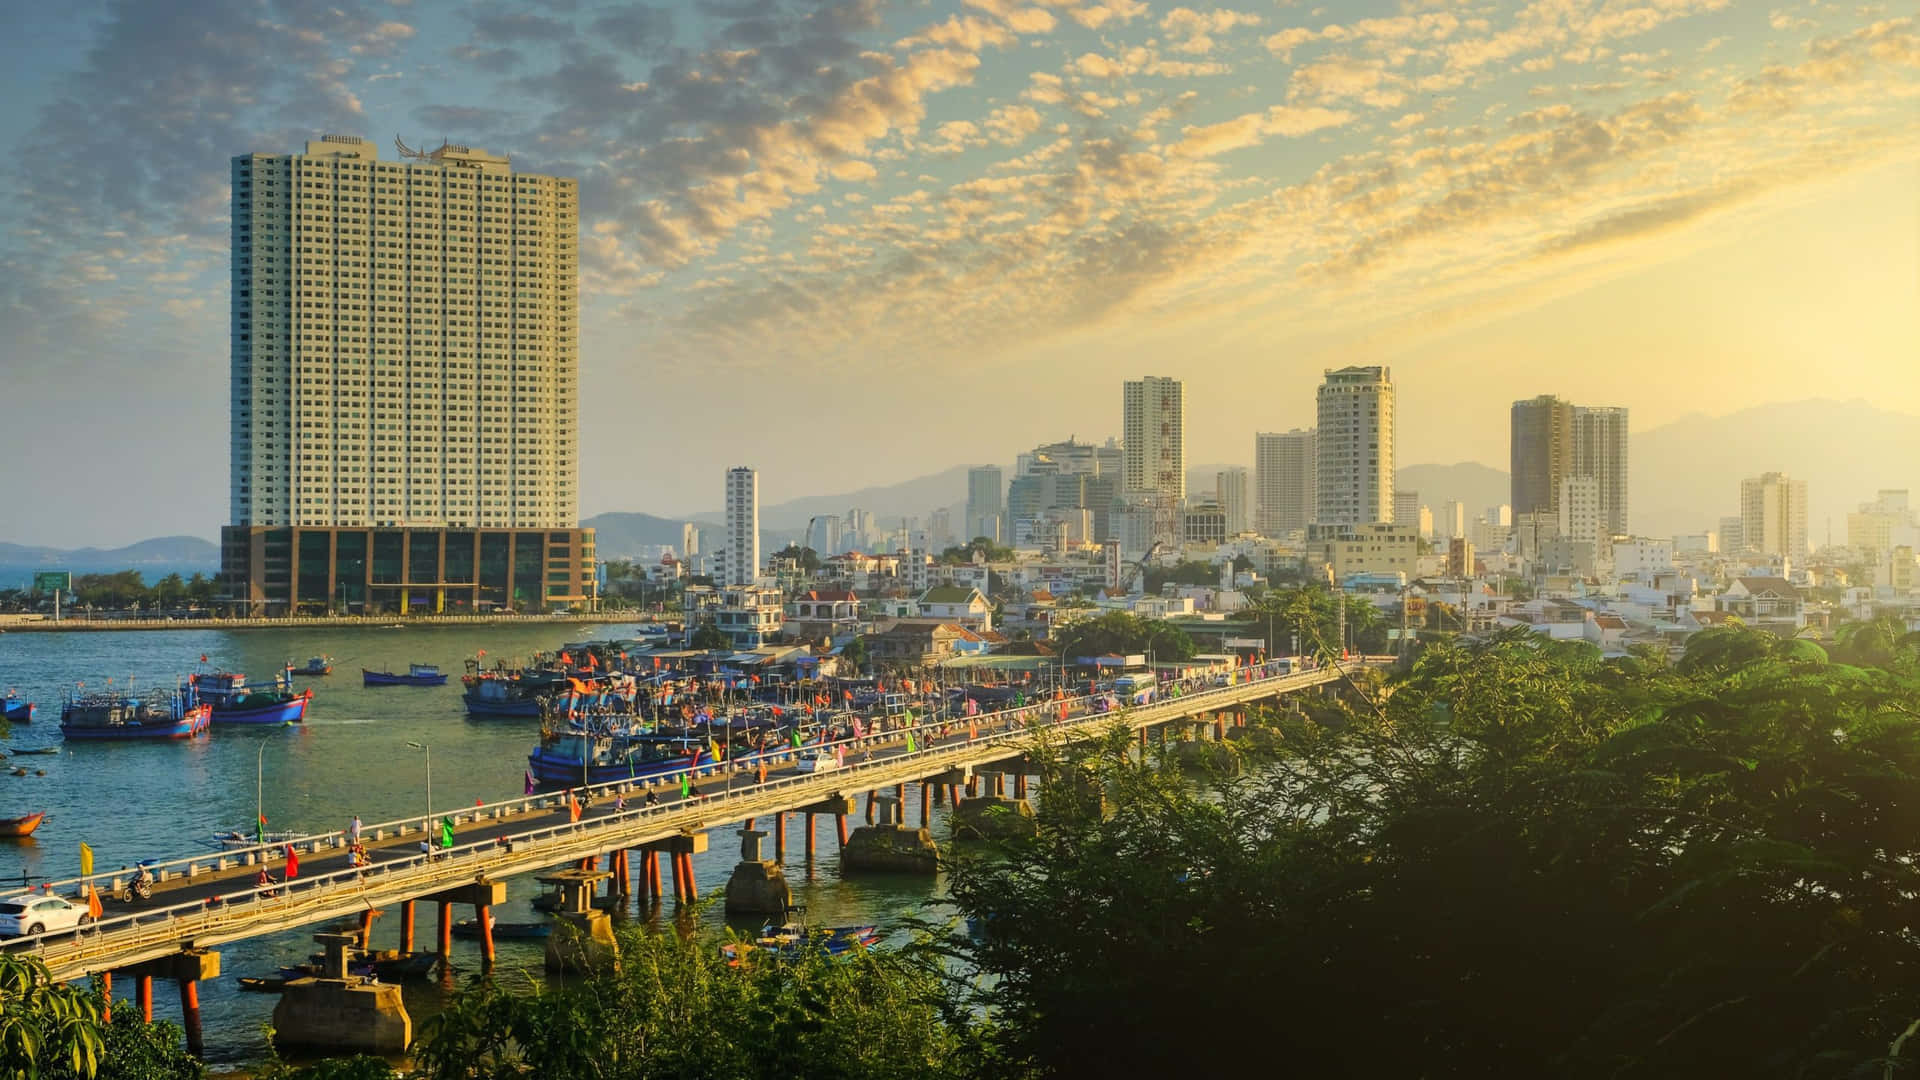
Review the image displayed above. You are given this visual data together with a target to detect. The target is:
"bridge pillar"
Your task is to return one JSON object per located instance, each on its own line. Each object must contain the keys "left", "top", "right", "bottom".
{"left": 437, "top": 901, "right": 453, "bottom": 968}
{"left": 98, "top": 971, "right": 110, "bottom": 1023}
{"left": 804, "top": 813, "right": 816, "bottom": 861}
{"left": 724, "top": 829, "right": 791, "bottom": 917}
{"left": 274, "top": 934, "right": 411, "bottom": 1056}
{"left": 400, "top": 900, "right": 416, "bottom": 953}
{"left": 647, "top": 849, "right": 663, "bottom": 901}
{"left": 1013, "top": 773, "right": 1028, "bottom": 799}
{"left": 179, "top": 979, "right": 204, "bottom": 1058}
{"left": 539, "top": 870, "right": 618, "bottom": 972}
{"left": 920, "top": 783, "right": 931, "bottom": 826}
{"left": 841, "top": 796, "right": 939, "bottom": 875}
{"left": 966, "top": 775, "right": 980, "bottom": 797}
{"left": 356, "top": 908, "right": 378, "bottom": 952}
{"left": 477, "top": 904, "right": 496, "bottom": 969}
{"left": 864, "top": 791, "right": 876, "bottom": 824}
{"left": 948, "top": 784, "right": 961, "bottom": 810}
{"left": 773, "top": 814, "right": 786, "bottom": 863}
{"left": 137, "top": 975, "right": 153, "bottom": 1023}
{"left": 894, "top": 782, "right": 907, "bottom": 809}
{"left": 837, "top": 813, "right": 850, "bottom": 850}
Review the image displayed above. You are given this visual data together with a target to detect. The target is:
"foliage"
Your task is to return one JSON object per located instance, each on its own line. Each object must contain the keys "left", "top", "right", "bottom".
{"left": 839, "top": 635, "right": 870, "bottom": 673}
{"left": 1141, "top": 560, "right": 1224, "bottom": 593}
{"left": 948, "top": 632, "right": 1920, "bottom": 1078}
{"left": 1050, "top": 611, "right": 1195, "bottom": 663}
{"left": 0, "top": 955, "right": 105, "bottom": 1080}
{"left": 939, "top": 538, "right": 1014, "bottom": 565}
{"left": 251, "top": 1055, "right": 397, "bottom": 1080}
{"left": 688, "top": 622, "right": 731, "bottom": 651}
{"left": 1242, "top": 585, "right": 1386, "bottom": 656}
{"left": 771, "top": 545, "right": 821, "bottom": 574}
{"left": 81, "top": 1009, "right": 199, "bottom": 1080}
{"left": 11, "top": 572, "right": 219, "bottom": 613}
{"left": 409, "top": 923, "right": 975, "bottom": 1080}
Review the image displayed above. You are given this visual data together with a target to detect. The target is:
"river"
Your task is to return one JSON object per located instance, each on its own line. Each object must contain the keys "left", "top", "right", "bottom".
{"left": 0, "top": 624, "right": 956, "bottom": 1069}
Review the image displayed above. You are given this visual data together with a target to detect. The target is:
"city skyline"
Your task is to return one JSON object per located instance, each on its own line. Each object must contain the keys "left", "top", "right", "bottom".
{"left": 0, "top": 3, "right": 1915, "bottom": 545}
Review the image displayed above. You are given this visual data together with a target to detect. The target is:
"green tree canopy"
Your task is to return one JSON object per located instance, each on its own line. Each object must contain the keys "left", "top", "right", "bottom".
{"left": 1051, "top": 611, "right": 1194, "bottom": 663}
{"left": 688, "top": 621, "right": 730, "bottom": 651}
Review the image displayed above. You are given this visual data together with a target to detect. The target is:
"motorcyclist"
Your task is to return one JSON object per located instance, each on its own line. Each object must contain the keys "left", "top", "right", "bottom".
{"left": 131, "top": 864, "right": 154, "bottom": 900}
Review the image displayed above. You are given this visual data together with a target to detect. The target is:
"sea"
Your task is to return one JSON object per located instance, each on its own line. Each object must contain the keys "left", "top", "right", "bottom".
{"left": 0, "top": 624, "right": 956, "bottom": 1069}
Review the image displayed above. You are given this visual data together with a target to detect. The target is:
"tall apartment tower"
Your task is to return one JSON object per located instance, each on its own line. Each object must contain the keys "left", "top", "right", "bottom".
{"left": 221, "top": 135, "right": 593, "bottom": 615}
{"left": 1511, "top": 395, "right": 1629, "bottom": 535}
{"left": 1216, "top": 467, "right": 1251, "bottom": 535}
{"left": 1122, "top": 377, "right": 1185, "bottom": 499}
{"left": 1510, "top": 395, "right": 1575, "bottom": 521}
{"left": 1314, "top": 367, "right": 1395, "bottom": 527}
{"left": 966, "top": 465, "right": 1005, "bottom": 543}
{"left": 1741, "top": 472, "right": 1809, "bottom": 563}
{"left": 1392, "top": 489, "right": 1420, "bottom": 528}
{"left": 725, "top": 467, "right": 760, "bottom": 586}
{"left": 1255, "top": 429, "right": 1316, "bottom": 537}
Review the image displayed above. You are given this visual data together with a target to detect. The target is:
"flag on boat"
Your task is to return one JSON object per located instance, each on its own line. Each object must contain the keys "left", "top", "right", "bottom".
{"left": 791, "top": 730, "right": 803, "bottom": 748}
{"left": 709, "top": 738, "right": 724, "bottom": 762}
{"left": 524, "top": 770, "right": 536, "bottom": 796}
{"left": 440, "top": 817, "right": 455, "bottom": 849}
{"left": 284, "top": 845, "right": 300, "bottom": 880}
{"left": 79, "top": 842, "right": 93, "bottom": 877}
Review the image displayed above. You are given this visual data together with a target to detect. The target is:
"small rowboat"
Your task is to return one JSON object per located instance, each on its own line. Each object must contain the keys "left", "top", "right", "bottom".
{"left": 289, "top": 656, "right": 334, "bottom": 677}
{"left": 5, "top": 747, "right": 58, "bottom": 756}
{"left": 452, "top": 917, "right": 550, "bottom": 940}
{"left": 3, "top": 699, "right": 33, "bottom": 724}
{"left": 237, "top": 975, "right": 289, "bottom": 993}
{"left": 0, "top": 812, "right": 46, "bottom": 837}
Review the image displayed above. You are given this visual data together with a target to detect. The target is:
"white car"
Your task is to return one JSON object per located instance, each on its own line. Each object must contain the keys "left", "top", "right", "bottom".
{"left": 0, "top": 895, "right": 92, "bottom": 937}
{"left": 793, "top": 749, "right": 838, "bottom": 774}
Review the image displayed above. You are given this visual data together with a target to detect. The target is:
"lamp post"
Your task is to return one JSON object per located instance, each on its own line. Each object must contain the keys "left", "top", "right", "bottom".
{"left": 406, "top": 741, "right": 431, "bottom": 833}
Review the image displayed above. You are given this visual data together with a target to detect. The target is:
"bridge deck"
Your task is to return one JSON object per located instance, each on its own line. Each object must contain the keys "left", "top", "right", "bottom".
{"left": 2, "top": 662, "right": 1365, "bottom": 981}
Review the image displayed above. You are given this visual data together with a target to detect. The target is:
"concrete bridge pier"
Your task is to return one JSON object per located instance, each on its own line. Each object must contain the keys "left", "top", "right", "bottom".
{"left": 841, "top": 796, "right": 939, "bottom": 875}
{"left": 538, "top": 870, "right": 618, "bottom": 972}
{"left": 803, "top": 813, "right": 816, "bottom": 862}
{"left": 724, "top": 828, "right": 792, "bottom": 917}
{"left": 399, "top": 900, "right": 416, "bottom": 953}
{"left": 657, "top": 833, "right": 708, "bottom": 903}
{"left": 117, "top": 949, "right": 219, "bottom": 1057}
{"left": 773, "top": 814, "right": 786, "bottom": 863}
{"left": 274, "top": 933, "right": 410, "bottom": 1056}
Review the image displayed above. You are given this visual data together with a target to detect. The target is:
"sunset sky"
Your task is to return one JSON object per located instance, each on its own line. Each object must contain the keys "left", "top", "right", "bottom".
{"left": 0, "top": 0, "right": 1914, "bottom": 546}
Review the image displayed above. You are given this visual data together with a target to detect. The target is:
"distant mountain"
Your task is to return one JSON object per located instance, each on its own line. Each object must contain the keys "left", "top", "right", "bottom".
{"left": 0, "top": 535, "right": 220, "bottom": 589}
{"left": 1630, "top": 398, "right": 1920, "bottom": 540}
{"left": 581, "top": 513, "right": 723, "bottom": 560}
{"left": 1396, "top": 462, "right": 1512, "bottom": 522}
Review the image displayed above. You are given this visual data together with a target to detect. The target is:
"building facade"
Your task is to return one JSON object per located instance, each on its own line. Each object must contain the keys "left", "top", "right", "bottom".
{"left": 1122, "top": 376, "right": 1185, "bottom": 500}
{"left": 1392, "top": 489, "right": 1420, "bottom": 529}
{"left": 1741, "top": 472, "right": 1809, "bottom": 562}
{"left": 220, "top": 525, "right": 595, "bottom": 615}
{"left": 966, "top": 465, "right": 1004, "bottom": 543}
{"left": 221, "top": 134, "right": 589, "bottom": 613}
{"left": 725, "top": 467, "right": 760, "bottom": 586}
{"left": 1216, "top": 466, "right": 1251, "bottom": 536}
{"left": 1510, "top": 395, "right": 1629, "bottom": 535}
{"left": 1315, "top": 367, "right": 1394, "bottom": 527}
{"left": 1574, "top": 406, "right": 1630, "bottom": 537}
{"left": 1255, "top": 429, "right": 1316, "bottom": 538}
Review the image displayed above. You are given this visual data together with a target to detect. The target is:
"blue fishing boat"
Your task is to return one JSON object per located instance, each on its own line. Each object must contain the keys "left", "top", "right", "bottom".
{"left": 289, "top": 656, "right": 334, "bottom": 677}
{"left": 60, "top": 687, "right": 211, "bottom": 741}
{"left": 2, "top": 694, "right": 34, "bottom": 724}
{"left": 363, "top": 664, "right": 447, "bottom": 687}
{"left": 189, "top": 669, "right": 312, "bottom": 726}
{"left": 462, "top": 675, "right": 549, "bottom": 719}
{"left": 526, "top": 730, "right": 712, "bottom": 787}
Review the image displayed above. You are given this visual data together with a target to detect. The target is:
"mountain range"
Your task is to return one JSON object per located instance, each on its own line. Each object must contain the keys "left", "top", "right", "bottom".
{"left": 4, "top": 400, "right": 1912, "bottom": 570}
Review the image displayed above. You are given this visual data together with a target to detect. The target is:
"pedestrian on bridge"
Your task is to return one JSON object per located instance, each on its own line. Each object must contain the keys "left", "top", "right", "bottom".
{"left": 350, "top": 814, "right": 362, "bottom": 846}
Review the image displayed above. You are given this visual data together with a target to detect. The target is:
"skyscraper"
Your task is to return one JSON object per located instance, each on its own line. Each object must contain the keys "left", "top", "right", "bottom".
{"left": 966, "top": 465, "right": 1005, "bottom": 543}
{"left": 1510, "top": 395, "right": 1575, "bottom": 521}
{"left": 1216, "top": 467, "right": 1251, "bottom": 535}
{"left": 1122, "top": 377, "right": 1185, "bottom": 500}
{"left": 221, "top": 134, "right": 593, "bottom": 614}
{"left": 1314, "top": 367, "right": 1394, "bottom": 527}
{"left": 1741, "top": 472, "right": 1809, "bottom": 562}
{"left": 725, "top": 467, "right": 760, "bottom": 586}
{"left": 1511, "top": 396, "right": 1629, "bottom": 535}
{"left": 1392, "top": 489, "right": 1420, "bottom": 528}
{"left": 1255, "top": 429, "right": 1316, "bottom": 537}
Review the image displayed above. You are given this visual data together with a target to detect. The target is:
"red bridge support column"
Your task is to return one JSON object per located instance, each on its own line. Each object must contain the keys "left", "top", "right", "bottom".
{"left": 436, "top": 901, "right": 453, "bottom": 968}
{"left": 400, "top": 899, "right": 416, "bottom": 953}
{"left": 98, "top": 971, "right": 111, "bottom": 1023}
{"left": 179, "top": 979, "right": 204, "bottom": 1058}
{"left": 803, "top": 813, "right": 817, "bottom": 862}
{"left": 136, "top": 975, "right": 153, "bottom": 1024}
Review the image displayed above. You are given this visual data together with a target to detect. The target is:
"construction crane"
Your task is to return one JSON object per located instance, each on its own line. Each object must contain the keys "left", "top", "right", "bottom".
{"left": 1117, "top": 540, "right": 1165, "bottom": 596}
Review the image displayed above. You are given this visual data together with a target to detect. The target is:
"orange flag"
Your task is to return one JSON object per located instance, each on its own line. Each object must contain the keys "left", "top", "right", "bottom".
{"left": 86, "top": 885, "right": 103, "bottom": 920}
{"left": 569, "top": 795, "right": 582, "bottom": 822}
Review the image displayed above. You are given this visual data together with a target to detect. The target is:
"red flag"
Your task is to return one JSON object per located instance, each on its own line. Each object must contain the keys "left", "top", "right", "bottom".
{"left": 653, "top": 657, "right": 661, "bottom": 668}
{"left": 771, "top": 705, "right": 783, "bottom": 717}
{"left": 200, "top": 654, "right": 209, "bottom": 664}
{"left": 283, "top": 845, "right": 300, "bottom": 880}
{"left": 477, "top": 649, "right": 487, "bottom": 658}
{"left": 750, "top": 675, "right": 760, "bottom": 684}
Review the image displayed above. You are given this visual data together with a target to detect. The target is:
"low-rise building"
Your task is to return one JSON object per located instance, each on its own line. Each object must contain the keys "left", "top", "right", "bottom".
{"left": 1308, "top": 523, "right": 1419, "bottom": 582}
{"left": 714, "top": 585, "right": 785, "bottom": 648}
{"left": 916, "top": 585, "right": 994, "bottom": 631}
{"left": 866, "top": 619, "right": 972, "bottom": 667}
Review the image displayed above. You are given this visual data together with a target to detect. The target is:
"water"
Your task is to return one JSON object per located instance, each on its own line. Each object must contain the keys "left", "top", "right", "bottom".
{"left": 0, "top": 625, "right": 954, "bottom": 1068}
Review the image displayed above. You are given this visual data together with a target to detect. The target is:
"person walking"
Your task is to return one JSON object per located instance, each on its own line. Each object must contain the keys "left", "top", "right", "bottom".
{"left": 349, "top": 814, "right": 362, "bottom": 847}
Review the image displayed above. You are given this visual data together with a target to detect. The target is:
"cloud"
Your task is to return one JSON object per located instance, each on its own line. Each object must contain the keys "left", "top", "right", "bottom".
{"left": 1171, "top": 105, "right": 1352, "bottom": 157}
{"left": 1160, "top": 7, "right": 1263, "bottom": 54}
{"left": 986, "top": 104, "right": 1045, "bottom": 145}
{"left": 1067, "top": 0, "right": 1148, "bottom": 30}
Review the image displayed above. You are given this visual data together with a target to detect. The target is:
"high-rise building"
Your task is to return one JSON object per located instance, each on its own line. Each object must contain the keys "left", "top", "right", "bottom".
{"left": 1574, "top": 406, "right": 1630, "bottom": 537}
{"left": 725, "top": 467, "right": 760, "bottom": 586}
{"left": 1393, "top": 489, "right": 1420, "bottom": 528}
{"left": 1846, "top": 489, "right": 1916, "bottom": 560}
{"left": 221, "top": 134, "right": 593, "bottom": 614}
{"left": 966, "top": 465, "right": 1004, "bottom": 543}
{"left": 1122, "top": 377, "right": 1185, "bottom": 500}
{"left": 928, "top": 508, "right": 954, "bottom": 551}
{"left": 1718, "top": 515, "right": 1745, "bottom": 555}
{"left": 1558, "top": 476, "right": 1603, "bottom": 554}
{"left": 1510, "top": 395, "right": 1575, "bottom": 521}
{"left": 1315, "top": 366, "right": 1394, "bottom": 526}
{"left": 682, "top": 523, "right": 700, "bottom": 559}
{"left": 1255, "top": 429, "right": 1316, "bottom": 538}
{"left": 1511, "top": 395, "right": 1629, "bottom": 535}
{"left": 1741, "top": 472, "right": 1809, "bottom": 562}
{"left": 1441, "top": 500, "right": 1467, "bottom": 540}
{"left": 1216, "top": 467, "right": 1251, "bottom": 535}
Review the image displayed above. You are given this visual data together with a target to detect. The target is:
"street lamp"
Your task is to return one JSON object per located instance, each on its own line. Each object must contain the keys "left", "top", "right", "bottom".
{"left": 406, "top": 741, "right": 431, "bottom": 834}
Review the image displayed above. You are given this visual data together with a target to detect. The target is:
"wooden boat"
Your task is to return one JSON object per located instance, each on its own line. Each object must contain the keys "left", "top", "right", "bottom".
{"left": 7, "top": 747, "right": 58, "bottom": 756}
{"left": 289, "top": 656, "right": 334, "bottom": 677}
{"left": 363, "top": 664, "right": 447, "bottom": 687}
{"left": 190, "top": 671, "right": 312, "bottom": 726}
{"left": 0, "top": 812, "right": 46, "bottom": 838}
{"left": 60, "top": 688, "right": 211, "bottom": 741}
{"left": 3, "top": 697, "right": 33, "bottom": 724}
{"left": 237, "top": 975, "right": 288, "bottom": 993}
{"left": 452, "top": 917, "right": 551, "bottom": 940}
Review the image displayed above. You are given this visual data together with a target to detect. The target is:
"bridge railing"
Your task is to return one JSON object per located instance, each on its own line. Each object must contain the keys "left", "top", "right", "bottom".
{"left": 0, "top": 662, "right": 1364, "bottom": 967}
{"left": 6, "top": 658, "right": 1361, "bottom": 904}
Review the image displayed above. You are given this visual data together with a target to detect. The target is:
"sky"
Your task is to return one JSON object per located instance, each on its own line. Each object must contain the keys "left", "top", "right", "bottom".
{"left": 0, "top": 0, "right": 1915, "bottom": 547}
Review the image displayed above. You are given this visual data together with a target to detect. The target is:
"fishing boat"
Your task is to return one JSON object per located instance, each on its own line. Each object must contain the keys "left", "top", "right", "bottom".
{"left": 237, "top": 975, "right": 288, "bottom": 993}
{"left": 60, "top": 687, "right": 211, "bottom": 741}
{"left": 189, "top": 669, "right": 312, "bottom": 726}
{"left": 526, "top": 730, "right": 712, "bottom": 787}
{"left": 208, "top": 829, "right": 297, "bottom": 850}
{"left": 363, "top": 664, "right": 447, "bottom": 687}
{"left": 4, "top": 747, "right": 58, "bottom": 756}
{"left": 452, "top": 916, "right": 551, "bottom": 940}
{"left": 3, "top": 694, "right": 33, "bottom": 724}
{"left": 0, "top": 812, "right": 46, "bottom": 838}
{"left": 721, "top": 923, "right": 880, "bottom": 965}
{"left": 462, "top": 673, "right": 554, "bottom": 719}
{"left": 289, "top": 656, "right": 334, "bottom": 677}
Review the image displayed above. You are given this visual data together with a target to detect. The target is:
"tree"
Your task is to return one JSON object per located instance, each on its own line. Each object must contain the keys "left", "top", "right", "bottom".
{"left": 773, "top": 544, "right": 821, "bottom": 574}
{"left": 1142, "top": 560, "right": 1220, "bottom": 593}
{"left": 940, "top": 538, "right": 1013, "bottom": 565}
{"left": 1051, "top": 611, "right": 1194, "bottom": 662}
{"left": 948, "top": 633, "right": 1920, "bottom": 1078}
{"left": 689, "top": 622, "right": 730, "bottom": 651}
{"left": 840, "top": 635, "right": 870, "bottom": 674}
{"left": 1, "top": 954, "right": 105, "bottom": 1080}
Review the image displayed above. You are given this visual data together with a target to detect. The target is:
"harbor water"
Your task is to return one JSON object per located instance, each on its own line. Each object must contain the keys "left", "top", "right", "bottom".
{"left": 0, "top": 624, "right": 958, "bottom": 1068}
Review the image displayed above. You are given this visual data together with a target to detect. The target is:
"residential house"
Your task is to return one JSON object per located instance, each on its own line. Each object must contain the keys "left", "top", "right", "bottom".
{"left": 866, "top": 619, "right": 972, "bottom": 667}
{"left": 714, "top": 585, "right": 785, "bottom": 648}
{"left": 917, "top": 585, "right": 994, "bottom": 632}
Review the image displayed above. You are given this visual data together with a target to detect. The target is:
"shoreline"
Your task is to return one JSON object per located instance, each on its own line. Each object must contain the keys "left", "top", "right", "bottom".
{"left": 0, "top": 612, "right": 661, "bottom": 634}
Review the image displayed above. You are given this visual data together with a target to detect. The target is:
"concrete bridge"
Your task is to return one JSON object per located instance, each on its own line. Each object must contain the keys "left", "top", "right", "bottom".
{"left": 0, "top": 659, "right": 1378, "bottom": 1053}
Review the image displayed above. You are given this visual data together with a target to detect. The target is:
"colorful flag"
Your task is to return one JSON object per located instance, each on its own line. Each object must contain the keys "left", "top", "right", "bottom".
{"left": 440, "top": 817, "right": 456, "bottom": 849}
{"left": 79, "top": 842, "right": 93, "bottom": 877}
{"left": 906, "top": 730, "right": 917, "bottom": 753}
{"left": 569, "top": 795, "right": 581, "bottom": 822}
{"left": 86, "top": 885, "right": 103, "bottom": 921}
{"left": 284, "top": 845, "right": 300, "bottom": 880}
{"left": 792, "top": 730, "right": 803, "bottom": 748}
{"left": 758, "top": 760, "right": 768, "bottom": 784}
{"left": 680, "top": 772, "right": 692, "bottom": 797}
{"left": 709, "top": 737, "right": 724, "bottom": 762}
{"left": 524, "top": 770, "right": 536, "bottom": 795}
{"left": 256, "top": 813, "right": 267, "bottom": 844}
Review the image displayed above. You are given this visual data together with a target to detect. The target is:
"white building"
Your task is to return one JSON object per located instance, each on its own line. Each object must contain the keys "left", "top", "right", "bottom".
{"left": 966, "top": 466, "right": 1004, "bottom": 543}
{"left": 1315, "top": 366, "right": 1394, "bottom": 526}
{"left": 1255, "top": 429, "right": 1316, "bottom": 538}
{"left": 229, "top": 134, "right": 578, "bottom": 529}
{"left": 1440, "top": 500, "right": 1466, "bottom": 540}
{"left": 725, "top": 467, "right": 759, "bottom": 586}
{"left": 1612, "top": 537, "right": 1675, "bottom": 581}
{"left": 1216, "top": 467, "right": 1251, "bottom": 535}
{"left": 1122, "top": 376, "right": 1185, "bottom": 500}
{"left": 1558, "top": 475, "right": 1604, "bottom": 555}
{"left": 1741, "top": 472, "right": 1809, "bottom": 563}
